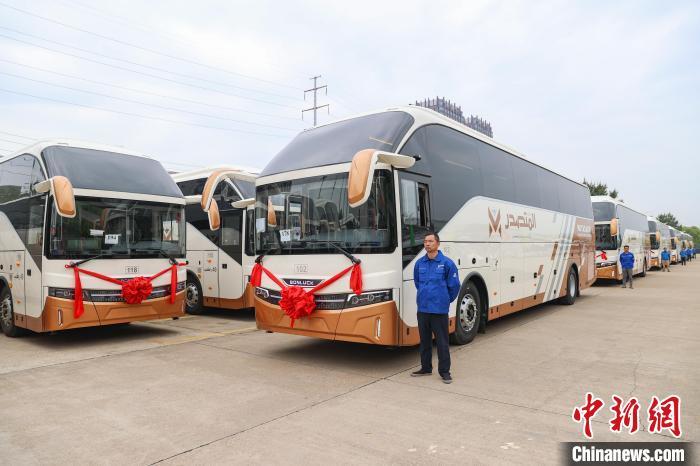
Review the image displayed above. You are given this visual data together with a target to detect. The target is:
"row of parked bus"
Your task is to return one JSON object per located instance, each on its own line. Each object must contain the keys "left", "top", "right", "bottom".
{"left": 0, "top": 106, "right": 695, "bottom": 344}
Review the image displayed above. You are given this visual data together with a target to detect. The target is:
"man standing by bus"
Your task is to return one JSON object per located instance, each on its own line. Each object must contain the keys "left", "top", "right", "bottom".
{"left": 620, "top": 245, "right": 635, "bottom": 288}
{"left": 411, "top": 232, "right": 461, "bottom": 384}
{"left": 661, "top": 248, "right": 671, "bottom": 272}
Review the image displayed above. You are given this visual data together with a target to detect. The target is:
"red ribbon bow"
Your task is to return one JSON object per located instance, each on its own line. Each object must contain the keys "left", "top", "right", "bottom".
{"left": 250, "top": 260, "right": 362, "bottom": 327}
{"left": 66, "top": 262, "right": 185, "bottom": 318}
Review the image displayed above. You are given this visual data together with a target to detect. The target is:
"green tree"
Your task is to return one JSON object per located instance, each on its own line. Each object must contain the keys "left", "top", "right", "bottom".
{"left": 657, "top": 212, "right": 680, "bottom": 229}
{"left": 609, "top": 189, "right": 619, "bottom": 199}
{"left": 582, "top": 179, "right": 608, "bottom": 196}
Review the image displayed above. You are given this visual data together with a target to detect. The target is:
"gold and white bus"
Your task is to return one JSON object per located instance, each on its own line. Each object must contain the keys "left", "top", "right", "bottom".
{"left": 647, "top": 216, "right": 671, "bottom": 269}
{"left": 669, "top": 227, "right": 681, "bottom": 264}
{"left": 0, "top": 140, "right": 186, "bottom": 337}
{"left": 205, "top": 106, "right": 595, "bottom": 346}
{"left": 172, "top": 167, "right": 257, "bottom": 314}
{"left": 592, "top": 196, "right": 650, "bottom": 280}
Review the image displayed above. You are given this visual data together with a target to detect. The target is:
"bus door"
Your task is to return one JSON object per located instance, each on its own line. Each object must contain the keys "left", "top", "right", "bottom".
{"left": 218, "top": 209, "right": 244, "bottom": 302}
{"left": 23, "top": 195, "right": 45, "bottom": 318}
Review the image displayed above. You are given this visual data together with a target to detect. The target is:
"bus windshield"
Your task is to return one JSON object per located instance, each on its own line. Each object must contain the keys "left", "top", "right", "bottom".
{"left": 255, "top": 171, "right": 396, "bottom": 255}
{"left": 48, "top": 197, "right": 185, "bottom": 259}
{"left": 593, "top": 202, "right": 616, "bottom": 221}
{"left": 595, "top": 224, "right": 617, "bottom": 250}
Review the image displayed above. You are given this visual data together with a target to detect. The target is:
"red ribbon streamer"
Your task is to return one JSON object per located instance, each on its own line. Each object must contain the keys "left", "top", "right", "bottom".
{"left": 250, "top": 261, "right": 362, "bottom": 327}
{"left": 65, "top": 262, "right": 186, "bottom": 318}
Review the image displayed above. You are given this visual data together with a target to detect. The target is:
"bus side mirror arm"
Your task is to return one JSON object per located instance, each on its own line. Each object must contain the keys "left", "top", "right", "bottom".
{"left": 34, "top": 176, "right": 76, "bottom": 218}
{"left": 347, "top": 149, "right": 415, "bottom": 208}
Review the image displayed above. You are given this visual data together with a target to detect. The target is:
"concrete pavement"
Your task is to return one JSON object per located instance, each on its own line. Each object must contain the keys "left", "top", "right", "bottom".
{"left": 0, "top": 264, "right": 698, "bottom": 465}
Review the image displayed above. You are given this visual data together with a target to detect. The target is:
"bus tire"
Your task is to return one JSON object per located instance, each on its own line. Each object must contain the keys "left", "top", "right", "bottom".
{"left": 0, "top": 286, "right": 24, "bottom": 337}
{"left": 640, "top": 260, "right": 647, "bottom": 277}
{"left": 559, "top": 267, "right": 578, "bottom": 305}
{"left": 185, "top": 274, "right": 204, "bottom": 315}
{"left": 450, "top": 281, "right": 481, "bottom": 345}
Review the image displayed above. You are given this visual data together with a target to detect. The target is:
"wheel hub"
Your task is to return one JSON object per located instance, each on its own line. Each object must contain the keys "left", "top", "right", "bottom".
{"left": 0, "top": 295, "right": 12, "bottom": 328}
{"left": 459, "top": 294, "right": 477, "bottom": 332}
{"left": 185, "top": 283, "right": 199, "bottom": 308}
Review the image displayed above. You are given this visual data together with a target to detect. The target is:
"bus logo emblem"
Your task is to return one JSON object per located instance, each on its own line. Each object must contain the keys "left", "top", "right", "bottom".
{"left": 488, "top": 208, "right": 502, "bottom": 237}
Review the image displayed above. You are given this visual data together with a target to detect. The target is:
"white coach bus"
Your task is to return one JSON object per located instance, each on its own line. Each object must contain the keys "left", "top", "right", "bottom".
{"left": 0, "top": 140, "right": 186, "bottom": 337}
{"left": 592, "top": 196, "right": 650, "bottom": 280}
{"left": 204, "top": 107, "right": 595, "bottom": 346}
{"left": 647, "top": 217, "right": 671, "bottom": 269}
{"left": 669, "top": 227, "right": 681, "bottom": 264}
{"left": 172, "top": 167, "right": 257, "bottom": 314}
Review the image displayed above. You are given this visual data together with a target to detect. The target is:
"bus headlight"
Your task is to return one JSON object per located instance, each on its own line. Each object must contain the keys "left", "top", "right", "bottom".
{"left": 345, "top": 290, "right": 392, "bottom": 308}
{"left": 597, "top": 261, "right": 616, "bottom": 268}
{"left": 48, "top": 287, "right": 76, "bottom": 299}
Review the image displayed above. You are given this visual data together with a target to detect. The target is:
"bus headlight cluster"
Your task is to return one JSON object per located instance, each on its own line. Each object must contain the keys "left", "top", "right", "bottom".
{"left": 345, "top": 290, "right": 392, "bottom": 308}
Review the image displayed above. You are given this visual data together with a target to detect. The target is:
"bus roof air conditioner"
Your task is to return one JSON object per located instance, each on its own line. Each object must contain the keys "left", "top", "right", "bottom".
{"left": 348, "top": 149, "right": 415, "bottom": 208}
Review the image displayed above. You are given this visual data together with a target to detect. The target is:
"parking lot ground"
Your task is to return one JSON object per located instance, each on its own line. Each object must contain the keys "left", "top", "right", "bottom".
{"left": 0, "top": 263, "right": 698, "bottom": 465}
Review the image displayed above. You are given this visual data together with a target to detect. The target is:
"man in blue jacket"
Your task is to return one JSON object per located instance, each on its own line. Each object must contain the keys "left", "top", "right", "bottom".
{"left": 619, "top": 245, "right": 635, "bottom": 288}
{"left": 411, "top": 232, "right": 461, "bottom": 384}
{"left": 660, "top": 248, "right": 671, "bottom": 272}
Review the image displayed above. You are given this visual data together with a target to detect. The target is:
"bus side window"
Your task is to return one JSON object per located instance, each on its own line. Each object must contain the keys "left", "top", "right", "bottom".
{"left": 401, "top": 178, "right": 431, "bottom": 263}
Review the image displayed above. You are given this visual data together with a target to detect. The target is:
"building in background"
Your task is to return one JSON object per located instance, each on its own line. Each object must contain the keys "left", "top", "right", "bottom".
{"left": 414, "top": 97, "right": 493, "bottom": 138}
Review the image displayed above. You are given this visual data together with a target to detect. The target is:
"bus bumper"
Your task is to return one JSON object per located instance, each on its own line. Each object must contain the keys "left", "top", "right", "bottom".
{"left": 22, "top": 291, "right": 186, "bottom": 332}
{"left": 595, "top": 265, "right": 618, "bottom": 280}
{"left": 255, "top": 297, "right": 402, "bottom": 346}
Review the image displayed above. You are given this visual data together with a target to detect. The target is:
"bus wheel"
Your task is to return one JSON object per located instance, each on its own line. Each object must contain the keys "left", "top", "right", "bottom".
{"left": 450, "top": 282, "right": 480, "bottom": 345}
{"left": 0, "top": 287, "right": 23, "bottom": 337}
{"left": 185, "top": 275, "right": 204, "bottom": 315}
{"left": 640, "top": 260, "right": 647, "bottom": 277}
{"left": 559, "top": 267, "right": 578, "bottom": 305}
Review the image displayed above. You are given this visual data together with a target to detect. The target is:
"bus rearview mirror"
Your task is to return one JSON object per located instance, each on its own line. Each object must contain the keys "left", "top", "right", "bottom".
{"left": 348, "top": 149, "right": 416, "bottom": 208}
{"left": 610, "top": 217, "right": 619, "bottom": 237}
{"left": 208, "top": 199, "right": 220, "bottom": 231}
{"left": 201, "top": 169, "right": 257, "bottom": 212}
{"left": 34, "top": 176, "right": 76, "bottom": 218}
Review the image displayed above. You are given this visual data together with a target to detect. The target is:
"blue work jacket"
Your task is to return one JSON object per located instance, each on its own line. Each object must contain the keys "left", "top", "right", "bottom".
{"left": 660, "top": 250, "right": 671, "bottom": 261}
{"left": 619, "top": 251, "right": 635, "bottom": 270}
{"left": 413, "top": 250, "right": 461, "bottom": 314}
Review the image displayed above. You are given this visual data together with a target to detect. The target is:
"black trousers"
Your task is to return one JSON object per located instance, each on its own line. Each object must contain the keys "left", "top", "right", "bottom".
{"left": 417, "top": 312, "right": 451, "bottom": 376}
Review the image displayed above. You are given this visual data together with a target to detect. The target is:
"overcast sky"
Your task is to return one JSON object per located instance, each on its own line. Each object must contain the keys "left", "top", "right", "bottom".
{"left": 1, "top": 0, "right": 698, "bottom": 224}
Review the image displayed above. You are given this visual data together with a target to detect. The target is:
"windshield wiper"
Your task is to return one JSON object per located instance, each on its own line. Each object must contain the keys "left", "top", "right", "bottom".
{"left": 67, "top": 252, "right": 114, "bottom": 268}
{"left": 301, "top": 240, "right": 361, "bottom": 264}
{"left": 133, "top": 248, "right": 181, "bottom": 265}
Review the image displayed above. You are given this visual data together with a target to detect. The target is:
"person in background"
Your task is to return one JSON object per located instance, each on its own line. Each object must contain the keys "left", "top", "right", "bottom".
{"left": 660, "top": 248, "right": 671, "bottom": 272}
{"left": 680, "top": 248, "right": 687, "bottom": 266}
{"left": 619, "top": 245, "right": 635, "bottom": 289}
{"left": 412, "top": 232, "right": 460, "bottom": 384}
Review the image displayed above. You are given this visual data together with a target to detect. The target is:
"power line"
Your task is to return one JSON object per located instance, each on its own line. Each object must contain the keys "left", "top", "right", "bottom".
{"left": 0, "top": 58, "right": 301, "bottom": 122}
{"left": 0, "top": 1, "right": 304, "bottom": 93}
{"left": 57, "top": 0, "right": 312, "bottom": 82}
{"left": 0, "top": 70, "right": 300, "bottom": 131}
{"left": 0, "top": 87, "right": 292, "bottom": 138}
{"left": 0, "top": 27, "right": 300, "bottom": 108}
{"left": 0, "top": 58, "right": 301, "bottom": 123}
{"left": 0, "top": 130, "right": 35, "bottom": 140}
{"left": 0, "top": 137, "right": 26, "bottom": 145}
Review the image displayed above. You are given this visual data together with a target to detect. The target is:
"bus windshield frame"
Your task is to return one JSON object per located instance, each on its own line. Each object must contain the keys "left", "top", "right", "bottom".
{"left": 595, "top": 224, "right": 617, "bottom": 251}
{"left": 255, "top": 170, "right": 397, "bottom": 255}
{"left": 47, "top": 196, "right": 186, "bottom": 260}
